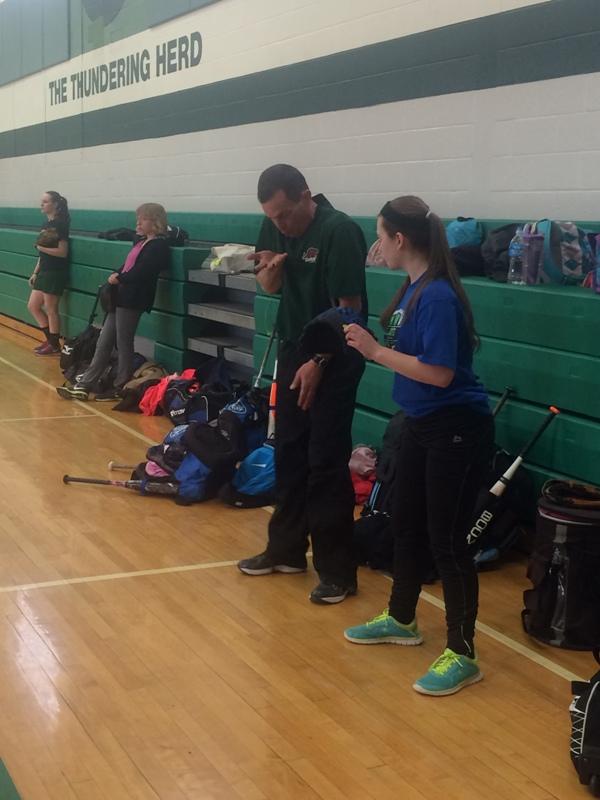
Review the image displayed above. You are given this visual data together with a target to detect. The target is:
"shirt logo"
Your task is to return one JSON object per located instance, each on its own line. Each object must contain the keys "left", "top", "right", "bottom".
{"left": 302, "top": 247, "right": 319, "bottom": 264}
{"left": 384, "top": 308, "right": 405, "bottom": 348}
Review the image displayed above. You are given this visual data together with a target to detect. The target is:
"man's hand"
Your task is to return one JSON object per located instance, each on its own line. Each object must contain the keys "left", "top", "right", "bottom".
{"left": 248, "top": 250, "right": 287, "bottom": 272}
{"left": 248, "top": 251, "right": 286, "bottom": 293}
{"left": 290, "top": 360, "right": 323, "bottom": 411}
{"left": 345, "top": 323, "right": 380, "bottom": 360}
{"left": 107, "top": 273, "right": 120, "bottom": 285}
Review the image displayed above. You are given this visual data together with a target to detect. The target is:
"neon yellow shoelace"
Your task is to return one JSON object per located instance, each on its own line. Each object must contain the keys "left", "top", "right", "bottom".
{"left": 366, "top": 610, "right": 390, "bottom": 626}
{"left": 430, "top": 650, "right": 463, "bottom": 675}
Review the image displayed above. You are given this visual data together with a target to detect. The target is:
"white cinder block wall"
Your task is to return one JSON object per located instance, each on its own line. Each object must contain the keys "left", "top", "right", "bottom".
{"left": 2, "top": 0, "right": 599, "bottom": 221}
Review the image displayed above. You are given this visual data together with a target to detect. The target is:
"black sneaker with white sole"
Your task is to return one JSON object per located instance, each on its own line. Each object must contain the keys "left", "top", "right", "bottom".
{"left": 310, "top": 582, "right": 357, "bottom": 605}
{"left": 237, "top": 551, "right": 307, "bottom": 576}
{"left": 94, "top": 389, "right": 122, "bottom": 401}
{"left": 56, "top": 384, "right": 89, "bottom": 401}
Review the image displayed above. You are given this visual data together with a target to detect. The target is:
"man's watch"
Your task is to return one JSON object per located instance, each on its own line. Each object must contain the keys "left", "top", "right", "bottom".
{"left": 311, "top": 354, "right": 330, "bottom": 368}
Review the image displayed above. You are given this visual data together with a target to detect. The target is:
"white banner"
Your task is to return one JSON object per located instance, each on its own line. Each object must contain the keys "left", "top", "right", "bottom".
{"left": 0, "top": 0, "right": 549, "bottom": 135}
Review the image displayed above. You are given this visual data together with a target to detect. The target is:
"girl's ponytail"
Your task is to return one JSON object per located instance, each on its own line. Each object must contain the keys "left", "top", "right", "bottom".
{"left": 427, "top": 211, "right": 479, "bottom": 352}
{"left": 46, "top": 190, "right": 71, "bottom": 228}
{"left": 377, "top": 196, "right": 479, "bottom": 352}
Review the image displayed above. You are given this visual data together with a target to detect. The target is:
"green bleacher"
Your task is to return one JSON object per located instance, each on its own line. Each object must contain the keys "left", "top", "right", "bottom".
{"left": 0, "top": 226, "right": 214, "bottom": 371}
{"left": 0, "top": 208, "right": 599, "bottom": 496}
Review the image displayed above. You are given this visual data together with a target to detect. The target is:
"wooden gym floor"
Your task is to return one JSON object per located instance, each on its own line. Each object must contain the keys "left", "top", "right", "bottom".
{"left": 0, "top": 320, "right": 594, "bottom": 800}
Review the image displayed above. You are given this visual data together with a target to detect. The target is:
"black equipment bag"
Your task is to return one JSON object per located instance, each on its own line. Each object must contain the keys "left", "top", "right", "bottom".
{"left": 468, "top": 387, "right": 536, "bottom": 568}
{"left": 522, "top": 483, "right": 600, "bottom": 651}
{"left": 353, "top": 387, "right": 536, "bottom": 574}
{"left": 469, "top": 446, "right": 535, "bottom": 567}
{"left": 97, "top": 227, "right": 136, "bottom": 241}
{"left": 570, "top": 650, "right": 600, "bottom": 796}
{"left": 98, "top": 281, "right": 118, "bottom": 313}
{"left": 451, "top": 244, "right": 486, "bottom": 277}
{"left": 353, "top": 411, "right": 404, "bottom": 571}
{"left": 98, "top": 226, "right": 189, "bottom": 246}
{"left": 162, "top": 378, "right": 233, "bottom": 426}
{"left": 60, "top": 286, "right": 103, "bottom": 380}
{"left": 481, "top": 223, "right": 520, "bottom": 282}
{"left": 166, "top": 225, "right": 189, "bottom": 246}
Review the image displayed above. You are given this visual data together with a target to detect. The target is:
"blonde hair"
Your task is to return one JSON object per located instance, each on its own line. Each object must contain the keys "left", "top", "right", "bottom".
{"left": 136, "top": 202, "right": 168, "bottom": 235}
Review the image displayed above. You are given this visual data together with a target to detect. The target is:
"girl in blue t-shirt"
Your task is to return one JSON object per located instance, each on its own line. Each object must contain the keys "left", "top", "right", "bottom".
{"left": 344, "top": 195, "right": 494, "bottom": 697}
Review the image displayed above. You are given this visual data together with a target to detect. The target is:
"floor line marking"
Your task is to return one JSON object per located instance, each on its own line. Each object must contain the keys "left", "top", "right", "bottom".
{"left": 0, "top": 555, "right": 585, "bottom": 683}
{"left": 0, "top": 560, "right": 240, "bottom": 594}
{"left": 0, "top": 414, "right": 97, "bottom": 423}
{"left": 0, "top": 354, "right": 157, "bottom": 445}
{"left": 0, "top": 345, "right": 586, "bottom": 684}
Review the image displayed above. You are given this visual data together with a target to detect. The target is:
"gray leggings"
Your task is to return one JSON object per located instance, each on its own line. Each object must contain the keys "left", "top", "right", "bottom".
{"left": 80, "top": 307, "right": 142, "bottom": 390}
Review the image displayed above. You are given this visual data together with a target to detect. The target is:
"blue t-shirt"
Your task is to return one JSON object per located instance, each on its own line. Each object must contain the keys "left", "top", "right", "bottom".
{"left": 388, "top": 277, "right": 490, "bottom": 418}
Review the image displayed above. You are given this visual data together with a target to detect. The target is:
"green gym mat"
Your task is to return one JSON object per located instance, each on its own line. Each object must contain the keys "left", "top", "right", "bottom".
{"left": 0, "top": 760, "right": 21, "bottom": 799}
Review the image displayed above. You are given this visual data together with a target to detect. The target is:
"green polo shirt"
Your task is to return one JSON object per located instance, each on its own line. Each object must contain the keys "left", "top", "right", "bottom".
{"left": 256, "top": 197, "right": 368, "bottom": 342}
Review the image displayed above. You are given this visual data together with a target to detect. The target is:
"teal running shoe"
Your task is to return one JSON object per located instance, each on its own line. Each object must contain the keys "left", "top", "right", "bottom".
{"left": 344, "top": 609, "right": 423, "bottom": 645}
{"left": 413, "top": 648, "right": 482, "bottom": 696}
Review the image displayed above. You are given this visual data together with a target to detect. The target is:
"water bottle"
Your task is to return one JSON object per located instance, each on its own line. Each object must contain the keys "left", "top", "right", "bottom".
{"left": 507, "top": 228, "right": 525, "bottom": 285}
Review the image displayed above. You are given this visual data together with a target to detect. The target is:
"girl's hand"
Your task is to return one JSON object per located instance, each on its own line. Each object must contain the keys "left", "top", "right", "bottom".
{"left": 107, "top": 273, "right": 120, "bottom": 285}
{"left": 28, "top": 274, "right": 37, "bottom": 288}
{"left": 345, "top": 323, "right": 380, "bottom": 360}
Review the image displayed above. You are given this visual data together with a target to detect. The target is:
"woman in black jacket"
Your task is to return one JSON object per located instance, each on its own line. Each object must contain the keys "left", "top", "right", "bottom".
{"left": 57, "top": 203, "right": 170, "bottom": 401}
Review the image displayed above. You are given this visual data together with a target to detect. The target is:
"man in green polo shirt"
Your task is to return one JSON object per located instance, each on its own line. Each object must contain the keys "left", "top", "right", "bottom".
{"left": 238, "top": 164, "right": 368, "bottom": 604}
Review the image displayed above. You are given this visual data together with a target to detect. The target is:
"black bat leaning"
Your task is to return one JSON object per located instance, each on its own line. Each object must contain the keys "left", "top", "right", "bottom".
{"left": 467, "top": 405, "right": 560, "bottom": 547}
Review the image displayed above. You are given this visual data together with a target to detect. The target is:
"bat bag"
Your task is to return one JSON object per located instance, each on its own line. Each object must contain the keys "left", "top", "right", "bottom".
{"left": 522, "top": 483, "right": 600, "bottom": 650}
{"left": 569, "top": 650, "right": 600, "bottom": 795}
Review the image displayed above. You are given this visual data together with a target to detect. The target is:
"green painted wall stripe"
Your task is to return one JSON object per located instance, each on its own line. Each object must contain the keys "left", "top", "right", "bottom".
{"left": 2, "top": 0, "right": 600, "bottom": 158}
{"left": 0, "top": 761, "right": 22, "bottom": 800}
{"left": 4, "top": 205, "right": 600, "bottom": 259}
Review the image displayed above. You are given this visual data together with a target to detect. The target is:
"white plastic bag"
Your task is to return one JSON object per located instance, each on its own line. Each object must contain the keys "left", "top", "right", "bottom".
{"left": 210, "top": 243, "right": 255, "bottom": 273}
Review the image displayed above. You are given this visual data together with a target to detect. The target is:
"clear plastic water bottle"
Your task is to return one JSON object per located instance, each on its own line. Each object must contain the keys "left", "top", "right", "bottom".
{"left": 507, "top": 228, "right": 525, "bottom": 285}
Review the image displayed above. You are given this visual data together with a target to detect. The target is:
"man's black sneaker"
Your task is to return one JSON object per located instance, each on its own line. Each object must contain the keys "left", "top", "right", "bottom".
{"left": 310, "top": 582, "right": 357, "bottom": 605}
{"left": 56, "top": 384, "right": 89, "bottom": 401}
{"left": 94, "top": 389, "right": 121, "bottom": 402}
{"left": 237, "top": 551, "right": 306, "bottom": 576}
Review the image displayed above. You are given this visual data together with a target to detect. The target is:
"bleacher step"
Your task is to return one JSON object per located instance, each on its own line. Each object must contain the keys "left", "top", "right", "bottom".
{"left": 188, "top": 334, "right": 254, "bottom": 368}
{"left": 188, "top": 301, "right": 255, "bottom": 329}
{"left": 188, "top": 268, "right": 257, "bottom": 293}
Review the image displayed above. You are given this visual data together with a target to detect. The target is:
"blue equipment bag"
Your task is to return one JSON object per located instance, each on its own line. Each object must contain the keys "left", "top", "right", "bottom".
{"left": 219, "top": 442, "right": 276, "bottom": 509}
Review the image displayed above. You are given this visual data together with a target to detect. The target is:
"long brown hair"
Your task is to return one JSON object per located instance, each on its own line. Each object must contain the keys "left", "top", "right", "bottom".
{"left": 45, "top": 190, "right": 70, "bottom": 228}
{"left": 378, "top": 195, "right": 479, "bottom": 352}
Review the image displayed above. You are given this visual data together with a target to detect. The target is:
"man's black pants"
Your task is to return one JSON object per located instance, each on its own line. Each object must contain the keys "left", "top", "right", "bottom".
{"left": 266, "top": 342, "right": 365, "bottom": 587}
